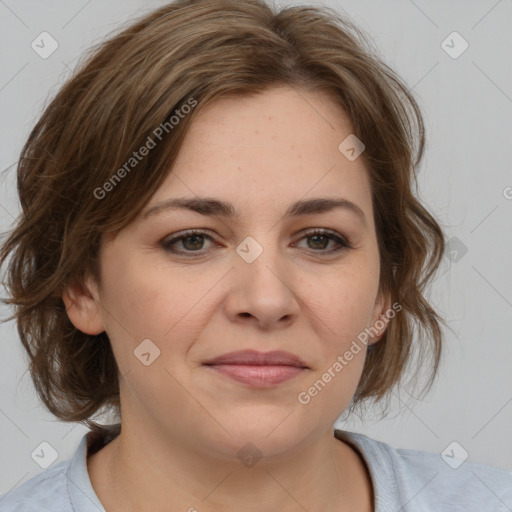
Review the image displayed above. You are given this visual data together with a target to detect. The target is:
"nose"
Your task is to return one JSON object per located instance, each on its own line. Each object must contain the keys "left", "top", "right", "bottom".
{"left": 224, "top": 236, "right": 301, "bottom": 330}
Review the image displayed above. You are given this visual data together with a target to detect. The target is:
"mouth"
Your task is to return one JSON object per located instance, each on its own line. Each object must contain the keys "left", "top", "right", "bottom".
{"left": 202, "top": 349, "right": 309, "bottom": 387}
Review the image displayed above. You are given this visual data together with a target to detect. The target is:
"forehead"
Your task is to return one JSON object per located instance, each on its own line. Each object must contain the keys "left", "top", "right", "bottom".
{"left": 181, "top": 86, "right": 354, "bottom": 153}
{"left": 144, "top": 86, "right": 373, "bottom": 223}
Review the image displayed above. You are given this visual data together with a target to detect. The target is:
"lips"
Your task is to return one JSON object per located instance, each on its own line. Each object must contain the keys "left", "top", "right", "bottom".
{"left": 202, "top": 349, "right": 308, "bottom": 368}
{"left": 202, "top": 349, "right": 309, "bottom": 387}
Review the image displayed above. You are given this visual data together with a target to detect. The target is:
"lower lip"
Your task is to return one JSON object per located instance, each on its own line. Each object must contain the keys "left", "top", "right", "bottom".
{"left": 204, "top": 364, "right": 306, "bottom": 387}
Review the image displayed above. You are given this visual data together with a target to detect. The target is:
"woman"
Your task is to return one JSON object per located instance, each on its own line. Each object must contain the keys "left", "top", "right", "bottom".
{"left": 0, "top": 0, "right": 510, "bottom": 510}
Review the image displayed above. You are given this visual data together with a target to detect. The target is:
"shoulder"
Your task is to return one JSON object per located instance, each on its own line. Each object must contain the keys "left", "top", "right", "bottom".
{"left": 0, "top": 459, "right": 73, "bottom": 511}
{"left": 336, "top": 429, "right": 512, "bottom": 511}
{"left": 0, "top": 427, "right": 113, "bottom": 512}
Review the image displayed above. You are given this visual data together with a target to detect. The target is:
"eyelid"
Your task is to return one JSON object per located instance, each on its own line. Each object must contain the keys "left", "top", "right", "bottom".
{"left": 161, "top": 227, "right": 353, "bottom": 256}
{"left": 294, "top": 227, "right": 353, "bottom": 250}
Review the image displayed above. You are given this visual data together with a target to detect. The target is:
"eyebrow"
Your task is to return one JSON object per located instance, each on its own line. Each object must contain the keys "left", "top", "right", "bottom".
{"left": 142, "top": 196, "right": 367, "bottom": 226}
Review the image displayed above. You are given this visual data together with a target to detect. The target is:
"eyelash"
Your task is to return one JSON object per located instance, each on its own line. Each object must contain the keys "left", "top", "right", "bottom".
{"left": 161, "top": 228, "right": 353, "bottom": 257}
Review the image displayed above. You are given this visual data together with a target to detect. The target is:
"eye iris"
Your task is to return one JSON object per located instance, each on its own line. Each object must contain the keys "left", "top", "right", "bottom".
{"left": 309, "top": 234, "right": 328, "bottom": 250}
{"left": 183, "top": 235, "right": 204, "bottom": 250}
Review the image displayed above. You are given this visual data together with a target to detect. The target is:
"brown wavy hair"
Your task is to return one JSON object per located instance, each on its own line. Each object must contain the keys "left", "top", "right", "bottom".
{"left": 0, "top": 0, "right": 446, "bottom": 432}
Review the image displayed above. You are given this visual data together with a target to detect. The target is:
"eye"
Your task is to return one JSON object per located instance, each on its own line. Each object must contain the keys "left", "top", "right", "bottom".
{"left": 162, "top": 229, "right": 214, "bottom": 255}
{"left": 162, "top": 228, "right": 352, "bottom": 257}
{"left": 293, "top": 228, "right": 352, "bottom": 254}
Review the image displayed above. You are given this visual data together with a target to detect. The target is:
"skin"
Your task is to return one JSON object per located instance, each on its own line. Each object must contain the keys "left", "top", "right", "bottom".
{"left": 63, "top": 85, "right": 391, "bottom": 512}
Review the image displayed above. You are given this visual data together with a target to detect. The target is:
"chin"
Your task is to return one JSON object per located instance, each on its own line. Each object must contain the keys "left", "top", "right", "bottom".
{"left": 196, "top": 413, "right": 318, "bottom": 462}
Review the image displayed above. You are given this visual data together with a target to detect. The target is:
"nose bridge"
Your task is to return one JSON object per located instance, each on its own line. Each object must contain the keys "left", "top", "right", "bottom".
{"left": 228, "top": 232, "right": 299, "bottom": 326}
{"left": 235, "top": 232, "right": 284, "bottom": 282}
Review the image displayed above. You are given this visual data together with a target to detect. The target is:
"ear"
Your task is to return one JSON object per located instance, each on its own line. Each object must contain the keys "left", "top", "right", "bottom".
{"left": 367, "top": 290, "right": 393, "bottom": 346}
{"left": 62, "top": 273, "right": 105, "bottom": 335}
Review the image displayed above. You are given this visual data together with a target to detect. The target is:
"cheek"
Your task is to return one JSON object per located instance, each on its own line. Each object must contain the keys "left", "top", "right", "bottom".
{"left": 306, "top": 264, "right": 379, "bottom": 346}
{"left": 298, "top": 277, "right": 376, "bottom": 413}
{"left": 333, "top": 286, "right": 377, "bottom": 341}
{"left": 99, "top": 254, "right": 225, "bottom": 366}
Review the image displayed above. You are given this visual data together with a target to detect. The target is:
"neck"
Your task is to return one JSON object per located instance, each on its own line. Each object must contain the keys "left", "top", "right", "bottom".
{"left": 87, "top": 421, "right": 373, "bottom": 512}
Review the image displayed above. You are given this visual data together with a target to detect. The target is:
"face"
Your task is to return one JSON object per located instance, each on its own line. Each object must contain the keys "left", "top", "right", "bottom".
{"left": 65, "top": 85, "right": 390, "bottom": 460}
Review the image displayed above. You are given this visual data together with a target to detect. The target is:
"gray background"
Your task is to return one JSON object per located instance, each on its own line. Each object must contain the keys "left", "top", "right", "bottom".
{"left": 1, "top": 0, "right": 511, "bottom": 495}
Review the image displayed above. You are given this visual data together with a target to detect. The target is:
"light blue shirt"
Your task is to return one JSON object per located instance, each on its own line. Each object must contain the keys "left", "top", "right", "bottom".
{"left": 1, "top": 427, "right": 511, "bottom": 511}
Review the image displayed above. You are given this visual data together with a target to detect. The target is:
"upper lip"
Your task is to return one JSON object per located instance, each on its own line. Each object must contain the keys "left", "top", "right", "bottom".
{"left": 203, "top": 349, "right": 308, "bottom": 368}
